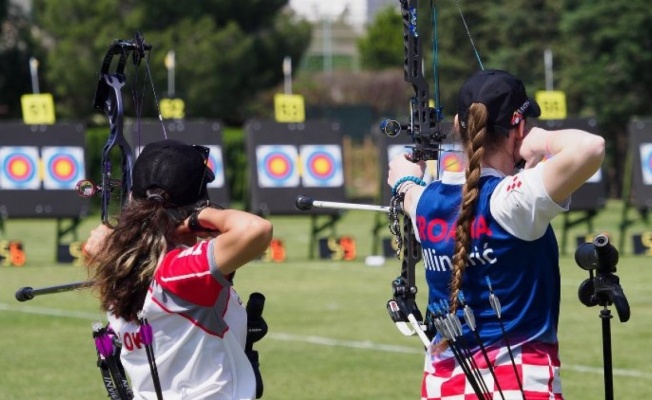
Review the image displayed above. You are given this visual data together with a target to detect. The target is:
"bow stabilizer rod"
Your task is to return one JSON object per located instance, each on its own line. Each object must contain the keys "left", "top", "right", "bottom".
{"left": 15, "top": 281, "right": 92, "bottom": 302}
{"left": 295, "top": 195, "right": 395, "bottom": 213}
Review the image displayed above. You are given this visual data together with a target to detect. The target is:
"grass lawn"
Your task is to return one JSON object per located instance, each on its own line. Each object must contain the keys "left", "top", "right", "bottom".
{"left": 1, "top": 199, "right": 651, "bottom": 399}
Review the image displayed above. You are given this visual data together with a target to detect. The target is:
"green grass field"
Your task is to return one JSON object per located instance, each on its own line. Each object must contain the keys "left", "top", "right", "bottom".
{"left": 1, "top": 200, "right": 651, "bottom": 399}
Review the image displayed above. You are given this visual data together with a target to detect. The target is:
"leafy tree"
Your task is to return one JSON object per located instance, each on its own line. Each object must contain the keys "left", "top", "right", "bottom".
{"left": 355, "top": 3, "right": 470, "bottom": 122}
{"left": 30, "top": 0, "right": 135, "bottom": 120}
{"left": 30, "top": 0, "right": 311, "bottom": 125}
{"left": 425, "top": 0, "right": 564, "bottom": 119}
{"left": 0, "top": 1, "right": 41, "bottom": 118}
{"left": 470, "top": 0, "right": 563, "bottom": 86}
{"left": 559, "top": 0, "right": 652, "bottom": 195}
{"left": 357, "top": 5, "right": 404, "bottom": 71}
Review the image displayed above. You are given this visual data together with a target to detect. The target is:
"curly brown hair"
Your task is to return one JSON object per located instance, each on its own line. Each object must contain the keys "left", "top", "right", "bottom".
{"left": 86, "top": 189, "right": 194, "bottom": 321}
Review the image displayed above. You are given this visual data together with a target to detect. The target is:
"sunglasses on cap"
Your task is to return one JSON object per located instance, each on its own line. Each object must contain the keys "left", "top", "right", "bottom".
{"left": 192, "top": 145, "right": 215, "bottom": 196}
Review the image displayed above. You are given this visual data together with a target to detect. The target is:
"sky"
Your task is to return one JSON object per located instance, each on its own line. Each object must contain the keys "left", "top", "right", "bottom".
{"left": 288, "top": 0, "right": 367, "bottom": 27}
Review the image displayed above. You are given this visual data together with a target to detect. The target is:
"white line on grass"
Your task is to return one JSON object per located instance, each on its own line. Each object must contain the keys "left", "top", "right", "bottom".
{"left": 2, "top": 302, "right": 650, "bottom": 379}
{"left": 0, "top": 302, "right": 102, "bottom": 320}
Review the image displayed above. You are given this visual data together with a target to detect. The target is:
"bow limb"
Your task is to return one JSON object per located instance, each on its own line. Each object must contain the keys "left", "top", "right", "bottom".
{"left": 399, "top": 0, "right": 445, "bottom": 162}
{"left": 96, "top": 73, "right": 133, "bottom": 227}
{"left": 82, "top": 33, "right": 153, "bottom": 227}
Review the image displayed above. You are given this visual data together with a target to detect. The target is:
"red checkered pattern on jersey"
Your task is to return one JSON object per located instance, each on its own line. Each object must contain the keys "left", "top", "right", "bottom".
{"left": 421, "top": 341, "right": 563, "bottom": 400}
{"left": 505, "top": 176, "right": 523, "bottom": 192}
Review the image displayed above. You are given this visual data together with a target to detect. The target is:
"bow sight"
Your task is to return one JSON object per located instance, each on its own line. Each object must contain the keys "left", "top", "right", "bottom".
{"left": 379, "top": 0, "right": 446, "bottom": 162}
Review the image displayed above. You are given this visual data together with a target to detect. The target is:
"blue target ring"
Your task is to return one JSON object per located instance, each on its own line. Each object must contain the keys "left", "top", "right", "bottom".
{"left": 306, "top": 151, "right": 335, "bottom": 181}
{"left": 300, "top": 145, "right": 343, "bottom": 187}
{"left": 206, "top": 145, "right": 224, "bottom": 187}
{"left": 263, "top": 152, "right": 293, "bottom": 181}
{"left": 47, "top": 154, "right": 79, "bottom": 184}
{"left": 4, "top": 153, "right": 36, "bottom": 183}
{"left": 42, "top": 146, "right": 85, "bottom": 189}
{"left": 256, "top": 145, "right": 299, "bottom": 188}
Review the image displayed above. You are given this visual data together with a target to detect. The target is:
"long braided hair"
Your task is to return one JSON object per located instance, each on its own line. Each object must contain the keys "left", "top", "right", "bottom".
{"left": 86, "top": 188, "right": 197, "bottom": 322}
{"left": 449, "top": 103, "right": 504, "bottom": 314}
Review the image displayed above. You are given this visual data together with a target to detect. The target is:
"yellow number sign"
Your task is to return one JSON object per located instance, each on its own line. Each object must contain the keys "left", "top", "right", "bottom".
{"left": 160, "top": 98, "right": 185, "bottom": 120}
{"left": 535, "top": 90, "right": 567, "bottom": 120}
{"left": 274, "top": 94, "right": 305, "bottom": 123}
{"left": 21, "top": 94, "right": 56, "bottom": 125}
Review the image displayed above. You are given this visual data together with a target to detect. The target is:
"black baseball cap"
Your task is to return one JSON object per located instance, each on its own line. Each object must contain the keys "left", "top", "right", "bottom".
{"left": 457, "top": 69, "right": 541, "bottom": 136}
{"left": 132, "top": 139, "right": 215, "bottom": 207}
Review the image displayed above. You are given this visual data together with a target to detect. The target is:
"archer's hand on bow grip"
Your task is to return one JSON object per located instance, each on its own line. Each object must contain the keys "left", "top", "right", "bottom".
{"left": 83, "top": 224, "right": 113, "bottom": 259}
{"left": 178, "top": 206, "right": 222, "bottom": 238}
{"left": 388, "top": 153, "right": 426, "bottom": 188}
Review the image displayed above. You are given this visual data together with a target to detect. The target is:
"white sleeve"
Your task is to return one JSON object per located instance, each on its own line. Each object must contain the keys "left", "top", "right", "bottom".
{"left": 490, "top": 163, "right": 569, "bottom": 241}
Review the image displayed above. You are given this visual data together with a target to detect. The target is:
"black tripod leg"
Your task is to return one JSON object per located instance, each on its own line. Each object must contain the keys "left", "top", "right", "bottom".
{"left": 601, "top": 308, "right": 614, "bottom": 400}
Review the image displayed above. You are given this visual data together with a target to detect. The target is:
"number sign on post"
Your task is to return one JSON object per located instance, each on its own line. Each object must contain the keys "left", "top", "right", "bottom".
{"left": 535, "top": 90, "right": 567, "bottom": 120}
{"left": 21, "top": 94, "right": 56, "bottom": 125}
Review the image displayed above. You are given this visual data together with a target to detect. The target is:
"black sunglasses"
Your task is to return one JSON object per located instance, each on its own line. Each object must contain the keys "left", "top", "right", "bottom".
{"left": 192, "top": 145, "right": 215, "bottom": 195}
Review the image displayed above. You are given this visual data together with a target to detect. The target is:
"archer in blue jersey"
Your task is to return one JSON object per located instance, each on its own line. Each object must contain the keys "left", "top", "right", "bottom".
{"left": 388, "top": 70, "right": 605, "bottom": 400}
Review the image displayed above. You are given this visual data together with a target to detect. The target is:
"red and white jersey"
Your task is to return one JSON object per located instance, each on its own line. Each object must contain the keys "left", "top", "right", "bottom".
{"left": 107, "top": 239, "right": 256, "bottom": 400}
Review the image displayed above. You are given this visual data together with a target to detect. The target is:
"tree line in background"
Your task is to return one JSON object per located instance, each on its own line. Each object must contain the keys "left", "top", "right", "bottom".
{"left": 1, "top": 0, "right": 651, "bottom": 198}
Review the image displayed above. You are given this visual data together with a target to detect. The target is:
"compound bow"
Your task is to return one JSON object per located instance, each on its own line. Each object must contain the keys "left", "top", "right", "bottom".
{"left": 381, "top": 0, "right": 445, "bottom": 346}
{"left": 16, "top": 32, "right": 159, "bottom": 400}
{"left": 76, "top": 31, "right": 154, "bottom": 226}
{"left": 85, "top": 32, "right": 158, "bottom": 400}
{"left": 15, "top": 33, "right": 155, "bottom": 302}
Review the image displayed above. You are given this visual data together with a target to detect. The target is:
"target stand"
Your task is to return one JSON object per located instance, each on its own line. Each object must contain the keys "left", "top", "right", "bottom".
{"left": 0, "top": 122, "right": 90, "bottom": 262}
{"left": 619, "top": 118, "right": 652, "bottom": 253}
{"left": 245, "top": 119, "right": 347, "bottom": 259}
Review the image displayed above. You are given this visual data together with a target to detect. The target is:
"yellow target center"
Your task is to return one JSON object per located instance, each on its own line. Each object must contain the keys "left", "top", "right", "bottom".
{"left": 55, "top": 160, "right": 72, "bottom": 176}
{"left": 10, "top": 160, "right": 28, "bottom": 176}
{"left": 270, "top": 158, "right": 288, "bottom": 174}
{"left": 313, "top": 158, "right": 329, "bottom": 174}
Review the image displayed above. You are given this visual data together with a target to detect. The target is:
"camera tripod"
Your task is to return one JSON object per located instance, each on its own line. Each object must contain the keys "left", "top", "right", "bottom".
{"left": 575, "top": 234, "right": 630, "bottom": 400}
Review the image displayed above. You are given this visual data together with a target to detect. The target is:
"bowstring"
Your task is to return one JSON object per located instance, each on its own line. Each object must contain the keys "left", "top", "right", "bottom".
{"left": 129, "top": 47, "right": 146, "bottom": 152}
{"left": 143, "top": 52, "right": 168, "bottom": 140}
{"left": 453, "top": 0, "right": 484, "bottom": 70}
{"left": 129, "top": 45, "right": 168, "bottom": 157}
{"left": 431, "top": 0, "right": 441, "bottom": 120}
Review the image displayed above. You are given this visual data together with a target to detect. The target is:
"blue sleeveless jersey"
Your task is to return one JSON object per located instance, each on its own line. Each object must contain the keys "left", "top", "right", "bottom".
{"left": 416, "top": 175, "right": 560, "bottom": 348}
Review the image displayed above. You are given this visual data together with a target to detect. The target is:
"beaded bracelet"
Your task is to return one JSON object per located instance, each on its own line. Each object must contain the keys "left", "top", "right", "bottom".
{"left": 392, "top": 175, "right": 426, "bottom": 196}
{"left": 398, "top": 182, "right": 422, "bottom": 196}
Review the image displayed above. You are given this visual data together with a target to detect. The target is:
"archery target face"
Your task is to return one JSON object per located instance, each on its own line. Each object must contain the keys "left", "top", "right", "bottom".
{"left": 439, "top": 144, "right": 465, "bottom": 173}
{"left": 0, "top": 146, "right": 40, "bottom": 189}
{"left": 204, "top": 145, "right": 224, "bottom": 188}
{"left": 41, "top": 146, "right": 85, "bottom": 189}
{"left": 640, "top": 143, "right": 652, "bottom": 185}
{"left": 256, "top": 145, "right": 299, "bottom": 188}
{"left": 299, "top": 144, "right": 343, "bottom": 187}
